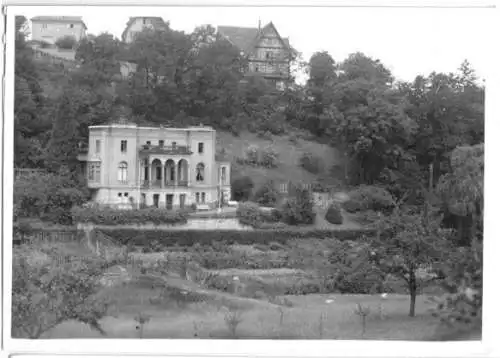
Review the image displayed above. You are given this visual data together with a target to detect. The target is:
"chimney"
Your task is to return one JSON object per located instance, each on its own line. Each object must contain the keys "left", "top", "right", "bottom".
{"left": 258, "top": 18, "right": 261, "bottom": 31}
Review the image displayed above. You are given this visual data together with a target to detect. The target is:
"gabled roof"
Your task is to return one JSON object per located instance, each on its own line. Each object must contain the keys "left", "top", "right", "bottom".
{"left": 217, "top": 25, "right": 260, "bottom": 53}
{"left": 121, "top": 17, "right": 167, "bottom": 42}
{"left": 217, "top": 21, "right": 295, "bottom": 56}
{"left": 31, "top": 16, "right": 87, "bottom": 29}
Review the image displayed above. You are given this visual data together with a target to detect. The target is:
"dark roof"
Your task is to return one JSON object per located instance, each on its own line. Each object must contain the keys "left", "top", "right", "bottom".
{"left": 121, "top": 17, "right": 167, "bottom": 42}
{"left": 217, "top": 26, "right": 260, "bottom": 53}
{"left": 217, "top": 22, "right": 294, "bottom": 56}
{"left": 31, "top": 16, "right": 87, "bottom": 29}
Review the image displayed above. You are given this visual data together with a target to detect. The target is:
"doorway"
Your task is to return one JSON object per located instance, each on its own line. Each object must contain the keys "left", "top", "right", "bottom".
{"left": 166, "top": 194, "right": 174, "bottom": 210}
{"left": 179, "top": 194, "right": 186, "bottom": 209}
{"left": 153, "top": 194, "right": 159, "bottom": 208}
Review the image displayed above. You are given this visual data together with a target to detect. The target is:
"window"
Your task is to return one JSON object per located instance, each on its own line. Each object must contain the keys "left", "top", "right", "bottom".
{"left": 266, "top": 52, "right": 272, "bottom": 60}
{"left": 42, "top": 24, "right": 47, "bottom": 29}
{"left": 118, "top": 193, "right": 122, "bottom": 197}
{"left": 221, "top": 167, "right": 227, "bottom": 184}
{"left": 124, "top": 192, "right": 129, "bottom": 197}
{"left": 146, "top": 141, "right": 151, "bottom": 146}
{"left": 201, "top": 192, "right": 206, "bottom": 204}
{"left": 69, "top": 24, "right": 74, "bottom": 28}
{"left": 172, "top": 141, "right": 177, "bottom": 147}
{"left": 196, "top": 192, "right": 200, "bottom": 203}
{"left": 255, "top": 65, "right": 259, "bottom": 72}
{"left": 118, "top": 162, "right": 128, "bottom": 183}
{"left": 198, "top": 142, "right": 204, "bottom": 154}
{"left": 159, "top": 140, "right": 164, "bottom": 147}
{"left": 196, "top": 163, "right": 205, "bottom": 182}
{"left": 120, "top": 140, "right": 127, "bottom": 153}
{"left": 88, "top": 163, "right": 101, "bottom": 182}
{"left": 143, "top": 18, "right": 147, "bottom": 25}
{"left": 96, "top": 140, "right": 101, "bottom": 154}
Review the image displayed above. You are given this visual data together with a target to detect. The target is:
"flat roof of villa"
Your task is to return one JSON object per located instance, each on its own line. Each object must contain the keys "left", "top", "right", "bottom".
{"left": 89, "top": 124, "right": 215, "bottom": 132}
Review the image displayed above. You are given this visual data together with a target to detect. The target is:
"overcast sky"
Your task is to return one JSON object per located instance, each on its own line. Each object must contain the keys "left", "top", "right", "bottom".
{"left": 11, "top": 5, "right": 492, "bottom": 83}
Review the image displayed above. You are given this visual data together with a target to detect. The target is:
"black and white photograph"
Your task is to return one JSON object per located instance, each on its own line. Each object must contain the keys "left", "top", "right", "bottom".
{"left": 2, "top": 1, "right": 495, "bottom": 351}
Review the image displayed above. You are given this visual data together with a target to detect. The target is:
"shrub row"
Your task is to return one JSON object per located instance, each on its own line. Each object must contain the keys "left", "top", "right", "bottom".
{"left": 236, "top": 202, "right": 282, "bottom": 228}
{"left": 71, "top": 206, "right": 188, "bottom": 225}
{"left": 96, "top": 228, "right": 375, "bottom": 248}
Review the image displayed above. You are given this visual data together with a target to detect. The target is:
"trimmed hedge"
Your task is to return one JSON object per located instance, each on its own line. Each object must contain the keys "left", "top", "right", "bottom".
{"left": 71, "top": 206, "right": 188, "bottom": 225}
{"left": 97, "top": 228, "right": 375, "bottom": 248}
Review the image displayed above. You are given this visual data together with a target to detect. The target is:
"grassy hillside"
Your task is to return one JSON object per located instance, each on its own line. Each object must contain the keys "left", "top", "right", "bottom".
{"left": 216, "top": 131, "right": 343, "bottom": 190}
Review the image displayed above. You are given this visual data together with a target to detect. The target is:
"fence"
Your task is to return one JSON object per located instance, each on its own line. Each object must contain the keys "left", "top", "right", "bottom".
{"left": 15, "top": 168, "right": 47, "bottom": 180}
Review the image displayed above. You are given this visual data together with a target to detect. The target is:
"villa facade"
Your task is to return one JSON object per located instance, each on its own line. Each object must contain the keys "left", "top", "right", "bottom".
{"left": 78, "top": 123, "right": 231, "bottom": 209}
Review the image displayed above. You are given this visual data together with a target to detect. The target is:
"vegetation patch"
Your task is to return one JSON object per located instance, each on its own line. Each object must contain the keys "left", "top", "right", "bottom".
{"left": 71, "top": 206, "right": 188, "bottom": 225}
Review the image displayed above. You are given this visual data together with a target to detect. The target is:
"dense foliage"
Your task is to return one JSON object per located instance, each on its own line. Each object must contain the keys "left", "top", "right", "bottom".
{"left": 98, "top": 228, "right": 373, "bottom": 247}
{"left": 325, "top": 203, "right": 343, "bottom": 225}
{"left": 12, "top": 242, "right": 117, "bottom": 338}
{"left": 71, "top": 206, "right": 188, "bottom": 225}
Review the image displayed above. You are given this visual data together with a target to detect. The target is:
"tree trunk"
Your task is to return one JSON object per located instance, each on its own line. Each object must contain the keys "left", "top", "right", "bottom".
{"left": 409, "top": 270, "right": 417, "bottom": 317}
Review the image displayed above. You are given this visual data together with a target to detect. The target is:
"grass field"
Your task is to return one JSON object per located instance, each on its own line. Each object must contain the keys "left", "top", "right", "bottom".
{"left": 38, "top": 240, "right": 480, "bottom": 341}
{"left": 44, "top": 275, "right": 472, "bottom": 340}
{"left": 216, "top": 131, "right": 342, "bottom": 190}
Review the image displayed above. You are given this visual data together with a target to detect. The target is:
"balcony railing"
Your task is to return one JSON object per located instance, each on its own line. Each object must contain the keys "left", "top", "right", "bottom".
{"left": 141, "top": 179, "right": 189, "bottom": 188}
{"left": 140, "top": 144, "right": 193, "bottom": 155}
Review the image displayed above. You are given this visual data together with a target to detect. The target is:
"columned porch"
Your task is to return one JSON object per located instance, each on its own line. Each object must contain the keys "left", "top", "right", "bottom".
{"left": 140, "top": 157, "right": 190, "bottom": 189}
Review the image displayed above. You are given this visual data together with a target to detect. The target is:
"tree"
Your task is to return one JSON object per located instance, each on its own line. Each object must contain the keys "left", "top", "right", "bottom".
{"left": 14, "top": 16, "right": 50, "bottom": 168}
{"left": 437, "top": 143, "right": 483, "bottom": 246}
{"left": 281, "top": 187, "right": 316, "bottom": 225}
{"left": 14, "top": 168, "right": 89, "bottom": 224}
{"left": 231, "top": 176, "right": 254, "bottom": 202}
{"left": 75, "top": 32, "right": 123, "bottom": 87}
{"left": 12, "top": 242, "right": 116, "bottom": 338}
{"left": 365, "top": 205, "right": 453, "bottom": 317}
{"left": 55, "top": 35, "right": 77, "bottom": 49}
{"left": 253, "top": 180, "right": 279, "bottom": 206}
{"left": 324, "top": 53, "right": 416, "bottom": 185}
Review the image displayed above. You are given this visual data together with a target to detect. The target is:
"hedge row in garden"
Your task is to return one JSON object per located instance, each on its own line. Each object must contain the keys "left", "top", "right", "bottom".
{"left": 97, "top": 228, "right": 376, "bottom": 248}
{"left": 71, "top": 206, "right": 188, "bottom": 225}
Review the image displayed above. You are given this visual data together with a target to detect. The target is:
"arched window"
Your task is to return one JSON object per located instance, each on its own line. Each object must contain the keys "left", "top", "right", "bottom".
{"left": 196, "top": 163, "right": 205, "bottom": 182}
{"left": 118, "top": 162, "right": 128, "bottom": 182}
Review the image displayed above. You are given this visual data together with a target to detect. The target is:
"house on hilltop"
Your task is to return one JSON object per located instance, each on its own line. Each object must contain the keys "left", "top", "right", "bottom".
{"left": 31, "top": 16, "right": 87, "bottom": 45}
{"left": 121, "top": 17, "right": 168, "bottom": 43}
{"left": 217, "top": 21, "right": 296, "bottom": 89}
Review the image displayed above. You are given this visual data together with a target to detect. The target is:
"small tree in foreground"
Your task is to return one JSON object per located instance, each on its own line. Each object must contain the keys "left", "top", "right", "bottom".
{"left": 12, "top": 243, "right": 116, "bottom": 338}
{"left": 364, "top": 205, "right": 453, "bottom": 317}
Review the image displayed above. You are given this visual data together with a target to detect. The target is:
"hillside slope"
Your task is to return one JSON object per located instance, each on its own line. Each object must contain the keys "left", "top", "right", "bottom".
{"left": 216, "top": 131, "right": 342, "bottom": 190}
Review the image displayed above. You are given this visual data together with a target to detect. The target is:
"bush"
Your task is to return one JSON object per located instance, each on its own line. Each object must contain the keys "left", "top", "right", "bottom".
{"left": 261, "top": 146, "right": 279, "bottom": 168}
{"left": 71, "top": 206, "right": 188, "bottom": 225}
{"left": 231, "top": 176, "right": 254, "bottom": 202}
{"left": 253, "top": 181, "right": 279, "bottom": 206}
{"left": 55, "top": 35, "right": 77, "bottom": 50}
{"left": 15, "top": 170, "right": 89, "bottom": 225}
{"left": 299, "top": 152, "right": 323, "bottom": 174}
{"left": 343, "top": 185, "right": 395, "bottom": 213}
{"left": 236, "top": 202, "right": 262, "bottom": 227}
{"left": 325, "top": 204, "right": 343, "bottom": 225}
{"left": 245, "top": 145, "right": 259, "bottom": 165}
{"left": 97, "top": 228, "right": 375, "bottom": 249}
{"left": 281, "top": 189, "right": 316, "bottom": 226}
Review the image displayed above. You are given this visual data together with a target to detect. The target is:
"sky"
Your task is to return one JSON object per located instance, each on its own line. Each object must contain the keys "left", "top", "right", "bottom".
{"left": 11, "top": 5, "right": 493, "bottom": 83}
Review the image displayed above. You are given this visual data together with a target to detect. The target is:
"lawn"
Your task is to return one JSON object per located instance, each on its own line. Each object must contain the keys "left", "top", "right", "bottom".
{"left": 44, "top": 281, "right": 447, "bottom": 340}
{"left": 216, "top": 131, "right": 341, "bottom": 190}
{"left": 39, "top": 242, "right": 478, "bottom": 341}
